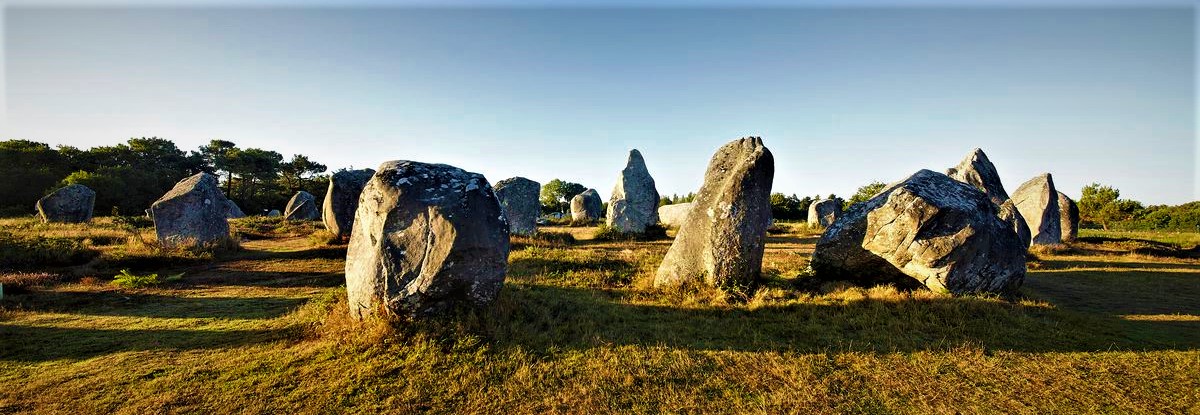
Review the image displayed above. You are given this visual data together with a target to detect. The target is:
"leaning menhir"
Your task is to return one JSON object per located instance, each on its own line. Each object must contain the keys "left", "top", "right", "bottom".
{"left": 36, "top": 184, "right": 96, "bottom": 223}
{"left": 607, "top": 149, "right": 660, "bottom": 234}
{"left": 1057, "top": 191, "right": 1080, "bottom": 242}
{"left": 655, "top": 137, "right": 774, "bottom": 289}
{"left": 345, "top": 161, "right": 510, "bottom": 319}
{"left": 494, "top": 177, "right": 541, "bottom": 236}
{"left": 810, "top": 170, "right": 1026, "bottom": 295}
{"left": 1011, "top": 173, "right": 1062, "bottom": 245}
{"left": 150, "top": 173, "right": 231, "bottom": 247}
{"left": 323, "top": 168, "right": 375, "bottom": 238}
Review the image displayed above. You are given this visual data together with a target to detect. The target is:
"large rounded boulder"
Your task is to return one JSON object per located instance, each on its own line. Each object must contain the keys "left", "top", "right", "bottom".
{"left": 810, "top": 170, "right": 1026, "bottom": 295}
{"left": 284, "top": 191, "right": 321, "bottom": 221}
{"left": 657, "top": 202, "right": 693, "bottom": 229}
{"left": 655, "top": 137, "right": 774, "bottom": 289}
{"left": 36, "top": 184, "right": 96, "bottom": 223}
{"left": 1011, "top": 173, "right": 1062, "bottom": 245}
{"left": 150, "top": 173, "right": 231, "bottom": 247}
{"left": 493, "top": 177, "right": 541, "bottom": 236}
{"left": 807, "top": 198, "right": 843, "bottom": 228}
{"left": 345, "top": 161, "right": 510, "bottom": 319}
{"left": 607, "top": 149, "right": 660, "bottom": 234}
{"left": 1057, "top": 191, "right": 1080, "bottom": 242}
{"left": 323, "top": 168, "right": 375, "bottom": 238}
{"left": 570, "top": 189, "right": 603, "bottom": 224}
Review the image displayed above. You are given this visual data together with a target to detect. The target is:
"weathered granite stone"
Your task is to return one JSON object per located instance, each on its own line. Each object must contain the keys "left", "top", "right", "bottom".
{"left": 607, "top": 150, "right": 660, "bottom": 233}
{"left": 323, "top": 169, "right": 375, "bottom": 238}
{"left": 657, "top": 202, "right": 693, "bottom": 229}
{"left": 810, "top": 170, "right": 1026, "bottom": 295}
{"left": 807, "top": 198, "right": 843, "bottom": 228}
{"left": 284, "top": 191, "right": 321, "bottom": 221}
{"left": 494, "top": 177, "right": 541, "bottom": 236}
{"left": 1057, "top": 191, "right": 1080, "bottom": 242}
{"left": 150, "top": 173, "right": 231, "bottom": 247}
{"left": 1011, "top": 174, "right": 1062, "bottom": 245}
{"left": 225, "top": 199, "right": 246, "bottom": 219}
{"left": 345, "top": 161, "right": 510, "bottom": 319}
{"left": 946, "top": 148, "right": 1010, "bottom": 207}
{"left": 655, "top": 137, "right": 774, "bottom": 288}
{"left": 570, "top": 189, "right": 603, "bottom": 223}
{"left": 35, "top": 184, "right": 95, "bottom": 223}
{"left": 999, "top": 200, "right": 1033, "bottom": 248}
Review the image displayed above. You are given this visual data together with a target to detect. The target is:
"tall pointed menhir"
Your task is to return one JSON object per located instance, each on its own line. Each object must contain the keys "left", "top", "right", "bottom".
{"left": 655, "top": 137, "right": 774, "bottom": 289}
{"left": 607, "top": 149, "right": 660, "bottom": 234}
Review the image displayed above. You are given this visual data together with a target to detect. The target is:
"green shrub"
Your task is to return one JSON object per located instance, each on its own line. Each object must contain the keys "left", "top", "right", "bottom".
{"left": 0, "top": 232, "right": 99, "bottom": 269}
{"left": 111, "top": 269, "right": 183, "bottom": 289}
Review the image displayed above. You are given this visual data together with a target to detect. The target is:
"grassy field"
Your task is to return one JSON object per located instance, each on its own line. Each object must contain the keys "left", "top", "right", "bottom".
{"left": 0, "top": 218, "right": 1197, "bottom": 414}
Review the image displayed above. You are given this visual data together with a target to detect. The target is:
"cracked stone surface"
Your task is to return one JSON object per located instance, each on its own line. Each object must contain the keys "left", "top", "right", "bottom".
{"left": 810, "top": 169, "right": 1026, "bottom": 295}
{"left": 344, "top": 160, "right": 510, "bottom": 319}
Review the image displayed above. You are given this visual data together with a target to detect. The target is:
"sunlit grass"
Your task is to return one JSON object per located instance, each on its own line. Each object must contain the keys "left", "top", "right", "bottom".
{"left": 0, "top": 221, "right": 1196, "bottom": 413}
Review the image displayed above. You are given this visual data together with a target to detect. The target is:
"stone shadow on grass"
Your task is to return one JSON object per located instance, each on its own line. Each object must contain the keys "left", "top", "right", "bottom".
{"left": 2, "top": 290, "right": 307, "bottom": 320}
{"left": 485, "top": 283, "right": 1200, "bottom": 355}
{"left": 0, "top": 324, "right": 287, "bottom": 362}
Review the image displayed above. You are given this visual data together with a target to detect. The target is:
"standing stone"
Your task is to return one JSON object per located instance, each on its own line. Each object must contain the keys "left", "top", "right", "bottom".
{"left": 345, "top": 161, "right": 510, "bottom": 319}
{"left": 35, "top": 184, "right": 95, "bottom": 223}
{"left": 1011, "top": 174, "right": 1062, "bottom": 245}
{"left": 150, "top": 173, "right": 231, "bottom": 247}
{"left": 999, "top": 200, "right": 1033, "bottom": 248}
{"left": 655, "top": 137, "right": 774, "bottom": 288}
{"left": 1058, "top": 191, "right": 1080, "bottom": 242}
{"left": 807, "top": 198, "right": 843, "bottom": 228}
{"left": 225, "top": 199, "right": 246, "bottom": 219}
{"left": 945, "top": 148, "right": 1010, "bottom": 206}
{"left": 607, "top": 149, "right": 660, "bottom": 234}
{"left": 284, "top": 191, "right": 321, "bottom": 221}
{"left": 570, "top": 189, "right": 603, "bottom": 224}
{"left": 322, "top": 168, "right": 375, "bottom": 238}
{"left": 494, "top": 177, "right": 541, "bottom": 236}
{"left": 810, "top": 170, "right": 1026, "bottom": 295}
{"left": 657, "top": 202, "right": 693, "bottom": 229}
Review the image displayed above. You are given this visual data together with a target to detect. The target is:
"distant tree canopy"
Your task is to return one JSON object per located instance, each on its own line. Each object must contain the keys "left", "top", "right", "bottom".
{"left": 846, "top": 181, "right": 887, "bottom": 209}
{"left": 768, "top": 193, "right": 810, "bottom": 221}
{"left": 540, "top": 179, "right": 586, "bottom": 214}
{"left": 659, "top": 193, "right": 696, "bottom": 207}
{"left": 1079, "top": 183, "right": 1144, "bottom": 230}
{"left": 0, "top": 138, "right": 328, "bottom": 217}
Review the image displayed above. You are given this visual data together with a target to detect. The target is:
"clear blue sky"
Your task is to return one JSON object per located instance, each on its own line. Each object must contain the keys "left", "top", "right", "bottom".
{"left": 2, "top": 4, "right": 1194, "bottom": 204}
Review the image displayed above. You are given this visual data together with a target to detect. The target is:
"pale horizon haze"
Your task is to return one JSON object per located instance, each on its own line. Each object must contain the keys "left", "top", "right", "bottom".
{"left": 2, "top": 4, "right": 1195, "bottom": 205}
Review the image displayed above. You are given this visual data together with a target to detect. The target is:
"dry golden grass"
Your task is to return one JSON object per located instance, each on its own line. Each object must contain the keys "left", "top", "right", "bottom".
{"left": 0, "top": 220, "right": 1197, "bottom": 414}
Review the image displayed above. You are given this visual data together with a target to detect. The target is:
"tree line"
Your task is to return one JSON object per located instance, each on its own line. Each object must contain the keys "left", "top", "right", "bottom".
{"left": 0, "top": 138, "right": 329, "bottom": 217}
